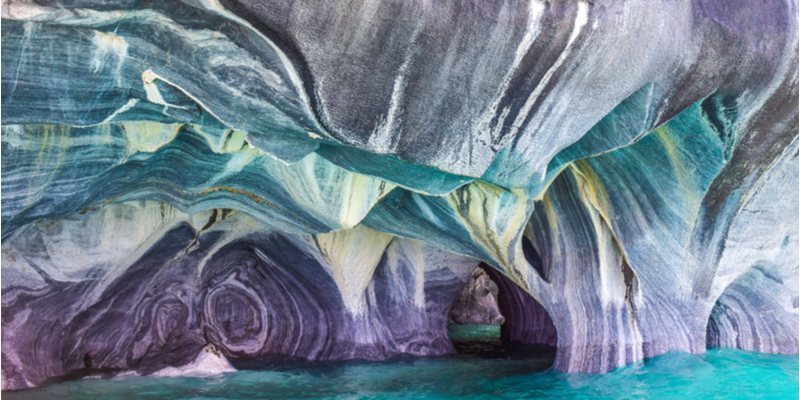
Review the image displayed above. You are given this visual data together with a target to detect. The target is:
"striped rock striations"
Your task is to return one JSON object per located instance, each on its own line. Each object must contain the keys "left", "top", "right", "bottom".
{"left": 2, "top": 0, "right": 797, "bottom": 390}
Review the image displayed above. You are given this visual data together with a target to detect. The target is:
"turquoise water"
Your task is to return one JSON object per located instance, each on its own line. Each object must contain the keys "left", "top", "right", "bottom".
{"left": 447, "top": 324, "right": 501, "bottom": 341}
{"left": 5, "top": 348, "right": 797, "bottom": 400}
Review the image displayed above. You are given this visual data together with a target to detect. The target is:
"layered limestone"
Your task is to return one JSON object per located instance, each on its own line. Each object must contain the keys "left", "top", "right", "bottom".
{"left": 1, "top": 0, "right": 797, "bottom": 390}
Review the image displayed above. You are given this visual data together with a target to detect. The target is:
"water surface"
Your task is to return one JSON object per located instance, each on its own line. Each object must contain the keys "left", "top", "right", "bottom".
{"left": 5, "top": 348, "right": 796, "bottom": 399}
{"left": 447, "top": 324, "right": 501, "bottom": 342}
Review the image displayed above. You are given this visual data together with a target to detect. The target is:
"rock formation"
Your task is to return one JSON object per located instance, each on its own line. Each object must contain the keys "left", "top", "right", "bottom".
{"left": 1, "top": 0, "right": 797, "bottom": 390}
{"left": 151, "top": 344, "right": 237, "bottom": 378}
{"left": 448, "top": 266, "right": 505, "bottom": 326}
{"left": 1, "top": 202, "right": 478, "bottom": 388}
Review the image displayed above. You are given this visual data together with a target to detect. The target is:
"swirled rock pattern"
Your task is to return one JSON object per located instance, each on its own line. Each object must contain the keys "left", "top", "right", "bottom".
{"left": 1, "top": 202, "right": 478, "bottom": 389}
{"left": 1, "top": 0, "right": 798, "bottom": 390}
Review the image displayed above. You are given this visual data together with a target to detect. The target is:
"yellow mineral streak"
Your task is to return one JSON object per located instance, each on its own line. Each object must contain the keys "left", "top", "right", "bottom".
{"left": 569, "top": 160, "right": 614, "bottom": 225}
{"left": 652, "top": 125, "right": 702, "bottom": 209}
{"left": 92, "top": 31, "right": 128, "bottom": 62}
{"left": 446, "top": 180, "right": 532, "bottom": 289}
{"left": 75, "top": 119, "right": 392, "bottom": 231}
{"left": 24, "top": 125, "right": 72, "bottom": 207}
{"left": 199, "top": 187, "right": 285, "bottom": 212}
{"left": 120, "top": 122, "right": 182, "bottom": 153}
{"left": 91, "top": 30, "right": 128, "bottom": 86}
{"left": 313, "top": 225, "right": 394, "bottom": 316}
{"left": 192, "top": 126, "right": 250, "bottom": 154}
{"left": 339, "top": 176, "right": 396, "bottom": 229}
{"left": 567, "top": 163, "right": 640, "bottom": 305}
{"left": 141, "top": 69, "right": 172, "bottom": 107}
{"left": 270, "top": 153, "right": 396, "bottom": 230}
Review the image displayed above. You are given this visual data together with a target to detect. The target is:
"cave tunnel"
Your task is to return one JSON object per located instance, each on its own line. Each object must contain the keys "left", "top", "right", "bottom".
{"left": 446, "top": 237, "right": 557, "bottom": 365}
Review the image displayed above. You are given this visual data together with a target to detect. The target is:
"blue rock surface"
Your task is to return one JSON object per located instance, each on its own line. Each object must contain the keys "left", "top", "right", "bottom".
{"left": 1, "top": 0, "right": 797, "bottom": 390}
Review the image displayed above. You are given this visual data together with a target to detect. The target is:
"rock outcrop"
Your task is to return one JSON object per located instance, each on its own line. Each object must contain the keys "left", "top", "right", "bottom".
{"left": 2, "top": 0, "right": 797, "bottom": 390}
{"left": 448, "top": 267, "right": 505, "bottom": 326}
{"left": 151, "top": 344, "right": 237, "bottom": 378}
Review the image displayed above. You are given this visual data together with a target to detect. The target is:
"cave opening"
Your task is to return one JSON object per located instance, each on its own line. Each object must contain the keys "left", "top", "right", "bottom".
{"left": 447, "top": 263, "right": 557, "bottom": 365}
{"left": 447, "top": 264, "right": 505, "bottom": 343}
{"left": 705, "top": 265, "right": 799, "bottom": 354}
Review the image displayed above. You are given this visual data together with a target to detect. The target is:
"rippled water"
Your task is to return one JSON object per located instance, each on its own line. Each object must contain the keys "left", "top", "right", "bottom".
{"left": 5, "top": 348, "right": 797, "bottom": 400}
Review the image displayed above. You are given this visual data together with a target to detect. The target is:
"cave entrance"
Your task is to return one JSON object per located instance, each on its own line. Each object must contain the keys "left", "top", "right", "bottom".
{"left": 447, "top": 263, "right": 557, "bottom": 363}
{"left": 705, "top": 265, "right": 798, "bottom": 353}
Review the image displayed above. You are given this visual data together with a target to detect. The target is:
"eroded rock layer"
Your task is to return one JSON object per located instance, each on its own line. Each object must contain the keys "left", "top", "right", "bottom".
{"left": 1, "top": 0, "right": 798, "bottom": 390}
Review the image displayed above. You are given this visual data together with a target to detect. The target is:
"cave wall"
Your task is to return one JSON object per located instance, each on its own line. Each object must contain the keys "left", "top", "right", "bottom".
{"left": 1, "top": 202, "right": 478, "bottom": 389}
{"left": 1, "top": 0, "right": 798, "bottom": 389}
{"left": 481, "top": 264, "right": 557, "bottom": 346}
{"left": 707, "top": 264, "right": 799, "bottom": 354}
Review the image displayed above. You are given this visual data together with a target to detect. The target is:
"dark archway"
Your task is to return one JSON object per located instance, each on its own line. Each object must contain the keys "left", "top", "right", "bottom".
{"left": 706, "top": 265, "right": 799, "bottom": 354}
{"left": 448, "top": 266, "right": 506, "bottom": 327}
{"left": 446, "top": 258, "right": 557, "bottom": 363}
{"left": 480, "top": 263, "right": 558, "bottom": 347}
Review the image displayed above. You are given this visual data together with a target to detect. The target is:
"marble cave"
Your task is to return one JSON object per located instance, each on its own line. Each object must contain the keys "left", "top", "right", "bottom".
{"left": 0, "top": 0, "right": 798, "bottom": 397}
